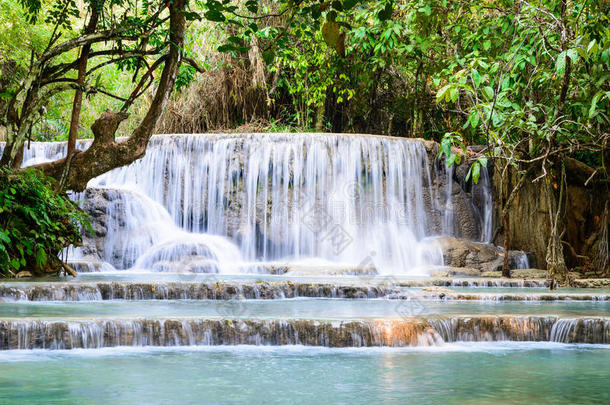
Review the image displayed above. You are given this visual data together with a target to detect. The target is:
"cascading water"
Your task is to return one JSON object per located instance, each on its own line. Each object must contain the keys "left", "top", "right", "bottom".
{"left": 19, "top": 140, "right": 91, "bottom": 166}
{"left": 89, "top": 134, "right": 446, "bottom": 273}
{"left": 2, "top": 316, "right": 608, "bottom": 350}
{"left": 9, "top": 133, "right": 496, "bottom": 274}
{"left": 472, "top": 167, "right": 493, "bottom": 243}
{"left": 473, "top": 167, "right": 493, "bottom": 243}
{"left": 440, "top": 162, "right": 455, "bottom": 236}
{"left": 3, "top": 134, "right": 610, "bottom": 404}
{"left": 513, "top": 252, "right": 531, "bottom": 269}
{"left": 90, "top": 187, "right": 243, "bottom": 273}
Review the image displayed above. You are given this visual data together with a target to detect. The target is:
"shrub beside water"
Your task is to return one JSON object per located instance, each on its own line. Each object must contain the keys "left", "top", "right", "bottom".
{"left": 0, "top": 168, "right": 89, "bottom": 276}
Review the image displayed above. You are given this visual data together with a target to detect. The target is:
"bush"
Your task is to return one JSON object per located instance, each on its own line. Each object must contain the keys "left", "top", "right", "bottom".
{"left": 0, "top": 168, "right": 89, "bottom": 276}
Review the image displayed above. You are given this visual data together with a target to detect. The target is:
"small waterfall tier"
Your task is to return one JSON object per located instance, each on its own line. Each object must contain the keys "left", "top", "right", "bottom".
{"left": 1, "top": 316, "right": 608, "bottom": 350}
{"left": 3, "top": 280, "right": 607, "bottom": 302}
{"left": 16, "top": 133, "right": 501, "bottom": 274}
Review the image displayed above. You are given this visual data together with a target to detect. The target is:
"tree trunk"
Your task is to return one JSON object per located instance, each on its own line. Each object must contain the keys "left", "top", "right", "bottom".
{"left": 545, "top": 163, "right": 569, "bottom": 287}
{"left": 315, "top": 104, "right": 324, "bottom": 131}
{"left": 67, "top": 1, "right": 102, "bottom": 155}
{"left": 31, "top": 0, "right": 186, "bottom": 192}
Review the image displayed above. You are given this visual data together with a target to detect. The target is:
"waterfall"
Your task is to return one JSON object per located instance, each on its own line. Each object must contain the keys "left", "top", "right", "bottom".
{"left": 0, "top": 280, "right": 398, "bottom": 301}
{"left": 5, "top": 133, "right": 497, "bottom": 275}
{"left": 441, "top": 162, "right": 455, "bottom": 236}
{"left": 90, "top": 133, "right": 444, "bottom": 274}
{"left": 94, "top": 187, "right": 244, "bottom": 273}
{"left": 1, "top": 316, "right": 607, "bottom": 350}
{"left": 549, "top": 318, "right": 610, "bottom": 343}
{"left": 19, "top": 140, "right": 91, "bottom": 166}
{"left": 513, "top": 252, "right": 530, "bottom": 269}
{"left": 473, "top": 167, "right": 493, "bottom": 243}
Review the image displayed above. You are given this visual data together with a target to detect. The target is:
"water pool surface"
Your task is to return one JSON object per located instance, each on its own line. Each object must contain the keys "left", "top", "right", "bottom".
{"left": 0, "top": 343, "right": 608, "bottom": 404}
{"left": 1, "top": 299, "right": 609, "bottom": 320}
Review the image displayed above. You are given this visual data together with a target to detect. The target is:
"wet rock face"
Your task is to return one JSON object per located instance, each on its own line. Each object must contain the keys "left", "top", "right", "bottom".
{"left": 80, "top": 187, "right": 138, "bottom": 265}
{"left": 80, "top": 188, "right": 112, "bottom": 260}
{"left": 419, "top": 142, "right": 492, "bottom": 242}
{"left": 424, "top": 162, "right": 480, "bottom": 240}
{"left": 0, "top": 316, "right": 607, "bottom": 350}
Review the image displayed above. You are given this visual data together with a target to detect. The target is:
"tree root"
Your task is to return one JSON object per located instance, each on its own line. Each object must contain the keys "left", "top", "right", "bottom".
{"left": 60, "top": 261, "right": 78, "bottom": 278}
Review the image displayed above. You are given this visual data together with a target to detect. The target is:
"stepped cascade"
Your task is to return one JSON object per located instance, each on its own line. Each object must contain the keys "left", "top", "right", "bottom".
{"left": 1, "top": 133, "right": 606, "bottom": 404}
{"left": 3, "top": 1, "right": 607, "bottom": 401}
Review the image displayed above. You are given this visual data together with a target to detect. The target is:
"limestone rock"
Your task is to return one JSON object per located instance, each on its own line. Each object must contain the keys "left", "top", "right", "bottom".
{"left": 428, "top": 236, "right": 531, "bottom": 273}
{"left": 430, "top": 267, "right": 481, "bottom": 277}
{"left": 284, "top": 263, "right": 378, "bottom": 276}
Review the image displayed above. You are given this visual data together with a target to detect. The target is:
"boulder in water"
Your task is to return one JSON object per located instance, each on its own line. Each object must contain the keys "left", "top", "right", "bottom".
{"left": 428, "top": 237, "right": 532, "bottom": 273}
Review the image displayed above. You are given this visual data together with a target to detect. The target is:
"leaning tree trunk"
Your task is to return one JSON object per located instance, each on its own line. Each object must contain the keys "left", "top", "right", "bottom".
{"left": 29, "top": 0, "right": 186, "bottom": 192}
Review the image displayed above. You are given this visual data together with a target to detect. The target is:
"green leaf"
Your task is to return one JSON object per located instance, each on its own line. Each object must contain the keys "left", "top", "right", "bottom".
{"left": 587, "top": 39, "right": 597, "bottom": 55}
{"left": 472, "top": 162, "right": 481, "bottom": 184}
{"left": 436, "top": 85, "right": 451, "bottom": 103}
{"left": 501, "top": 77, "right": 510, "bottom": 90}
{"left": 566, "top": 48, "right": 578, "bottom": 64}
{"left": 446, "top": 153, "right": 456, "bottom": 167}
{"left": 482, "top": 86, "right": 494, "bottom": 100}
{"left": 181, "top": 11, "right": 201, "bottom": 21}
{"left": 589, "top": 92, "right": 602, "bottom": 118}
{"left": 35, "top": 248, "right": 47, "bottom": 267}
{"left": 441, "top": 137, "right": 452, "bottom": 157}
{"left": 418, "top": 4, "right": 431, "bottom": 16}
{"left": 449, "top": 87, "right": 459, "bottom": 102}
{"left": 483, "top": 40, "right": 491, "bottom": 51}
{"left": 527, "top": 54, "right": 536, "bottom": 66}
{"left": 245, "top": 0, "right": 258, "bottom": 13}
{"left": 478, "top": 60, "right": 489, "bottom": 69}
{"left": 204, "top": 10, "right": 225, "bottom": 22}
{"left": 575, "top": 47, "right": 588, "bottom": 61}
{"left": 471, "top": 69, "right": 481, "bottom": 87}
{"left": 556, "top": 50, "right": 567, "bottom": 73}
